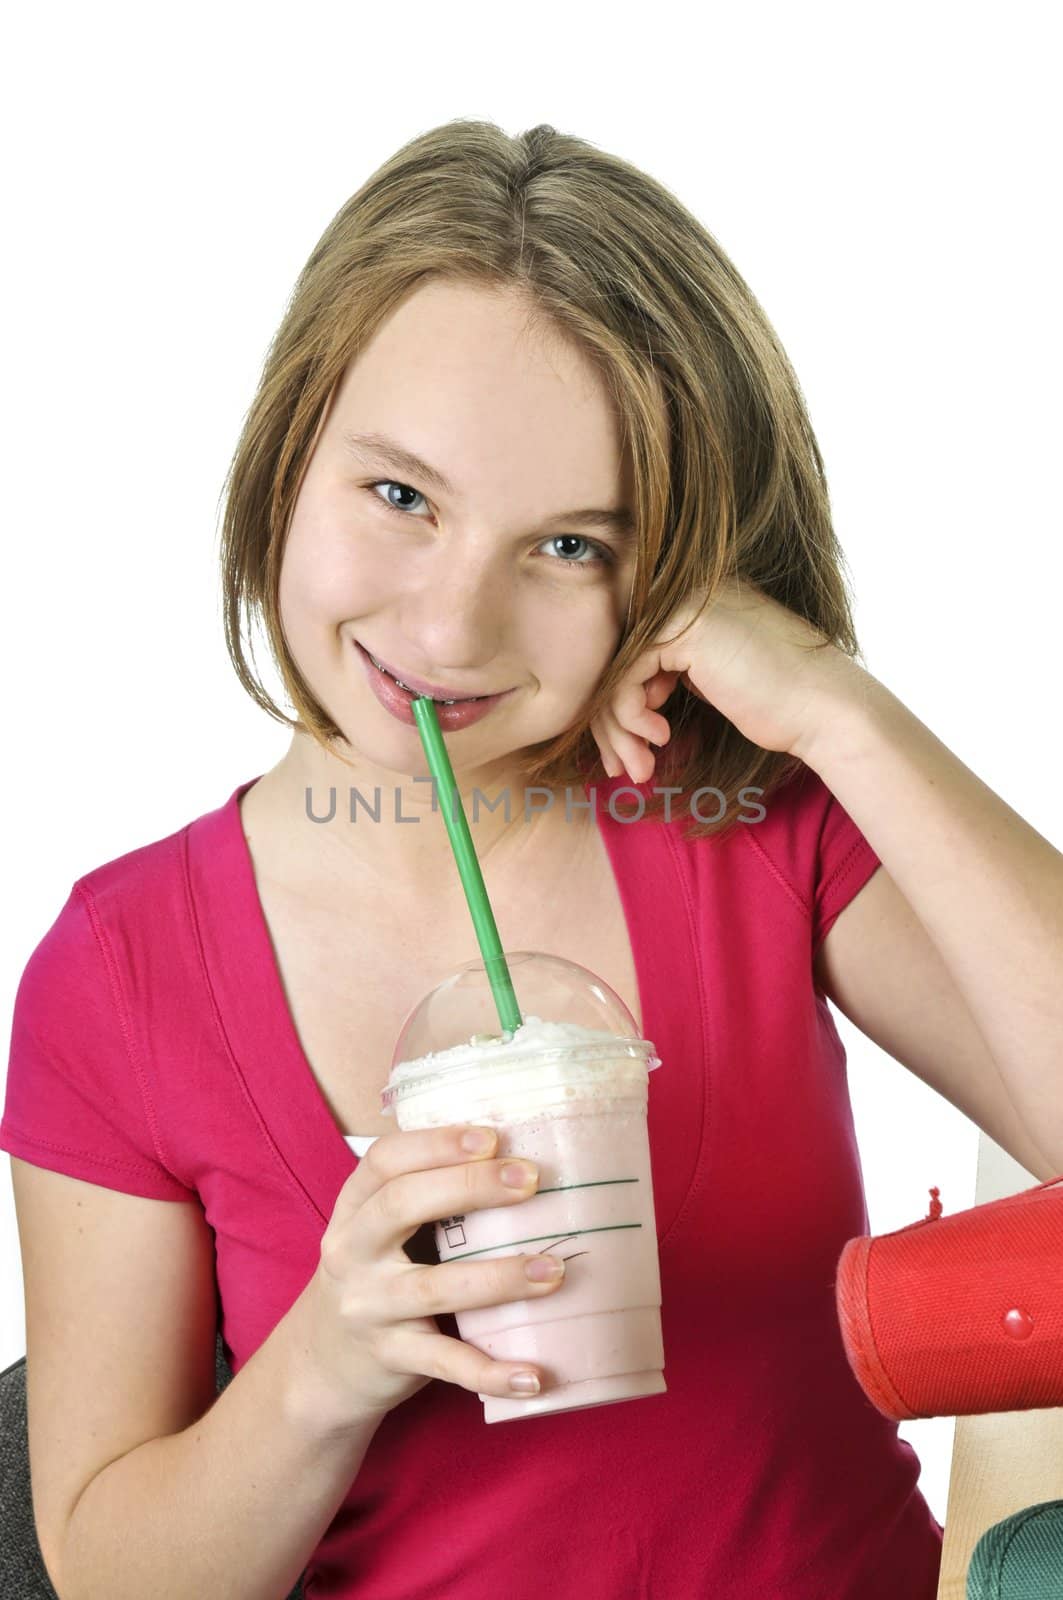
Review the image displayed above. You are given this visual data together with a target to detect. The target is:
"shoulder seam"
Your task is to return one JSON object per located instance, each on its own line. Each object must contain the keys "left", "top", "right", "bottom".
{"left": 817, "top": 834, "right": 874, "bottom": 908}
{"left": 71, "top": 881, "right": 193, "bottom": 1194}
{"left": 740, "top": 821, "right": 812, "bottom": 926}
{"left": 1, "top": 1120, "right": 192, "bottom": 1191}
{"left": 177, "top": 804, "right": 325, "bottom": 1225}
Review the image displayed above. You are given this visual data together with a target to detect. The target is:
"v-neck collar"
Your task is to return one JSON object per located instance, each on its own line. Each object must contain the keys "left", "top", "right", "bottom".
{"left": 188, "top": 774, "right": 708, "bottom": 1239}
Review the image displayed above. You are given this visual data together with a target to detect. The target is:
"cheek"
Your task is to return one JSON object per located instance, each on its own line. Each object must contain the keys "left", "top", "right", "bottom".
{"left": 534, "top": 604, "right": 620, "bottom": 696}
{"left": 279, "top": 506, "right": 388, "bottom": 619}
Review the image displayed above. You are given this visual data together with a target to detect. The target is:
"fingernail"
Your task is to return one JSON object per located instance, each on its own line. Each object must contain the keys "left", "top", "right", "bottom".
{"left": 502, "top": 1161, "right": 538, "bottom": 1188}
{"left": 509, "top": 1372, "right": 540, "bottom": 1394}
{"left": 525, "top": 1254, "right": 565, "bottom": 1282}
{"left": 461, "top": 1128, "right": 495, "bottom": 1153}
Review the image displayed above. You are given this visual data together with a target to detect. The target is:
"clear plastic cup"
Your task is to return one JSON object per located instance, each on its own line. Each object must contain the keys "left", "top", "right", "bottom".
{"left": 381, "top": 950, "right": 666, "bottom": 1423}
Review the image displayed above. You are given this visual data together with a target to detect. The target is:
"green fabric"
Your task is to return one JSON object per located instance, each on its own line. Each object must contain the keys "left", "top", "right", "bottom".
{"left": 967, "top": 1500, "right": 1063, "bottom": 1599}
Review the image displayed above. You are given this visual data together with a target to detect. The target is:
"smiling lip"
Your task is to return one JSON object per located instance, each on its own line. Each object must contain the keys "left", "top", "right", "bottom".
{"left": 354, "top": 641, "right": 505, "bottom": 702}
{"left": 354, "top": 640, "right": 514, "bottom": 731}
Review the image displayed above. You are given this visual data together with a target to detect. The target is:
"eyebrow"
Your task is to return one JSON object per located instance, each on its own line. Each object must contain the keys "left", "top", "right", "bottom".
{"left": 340, "top": 429, "right": 636, "bottom": 541}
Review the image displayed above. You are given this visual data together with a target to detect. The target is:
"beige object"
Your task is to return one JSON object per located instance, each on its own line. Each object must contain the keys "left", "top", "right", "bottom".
{"left": 936, "top": 1135, "right": 1063, "bottom": 1598}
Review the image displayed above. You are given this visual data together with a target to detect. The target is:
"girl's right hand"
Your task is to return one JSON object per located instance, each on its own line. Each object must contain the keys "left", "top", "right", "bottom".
{"left": 294, "top": 1123, "right": 567, "bottom": 1429}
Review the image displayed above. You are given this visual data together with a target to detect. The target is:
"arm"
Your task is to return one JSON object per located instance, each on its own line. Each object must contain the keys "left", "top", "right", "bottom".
{"left": 4, "top": 891, "right": 384, "bottom": 1600}
{"left": 60, "top": 1273, "right": 384, "bottom": 1600}
{"left": 812, "top": 862, "right": 1058, "bottom": 1183}
{"left": 593, "top": 581, "right": 1063, "bottom": 1175}
{"left": 797, "top": 665, "right": 1063, "bottom": 1177}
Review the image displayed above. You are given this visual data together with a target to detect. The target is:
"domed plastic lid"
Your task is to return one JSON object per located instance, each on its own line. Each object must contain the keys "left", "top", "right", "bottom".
{"left": 386, "top": 950, "right": 660, "bottom": 1103}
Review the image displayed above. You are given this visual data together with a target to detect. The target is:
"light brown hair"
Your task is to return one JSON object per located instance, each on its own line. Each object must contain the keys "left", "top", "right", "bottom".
{"left": 219, "top": 118, "right": 863, "bottom": 841}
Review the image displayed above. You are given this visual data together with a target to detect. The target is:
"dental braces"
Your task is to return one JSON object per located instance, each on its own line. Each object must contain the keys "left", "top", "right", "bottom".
{"left": 369, "top": 653, "right": 486, "bottom": 705}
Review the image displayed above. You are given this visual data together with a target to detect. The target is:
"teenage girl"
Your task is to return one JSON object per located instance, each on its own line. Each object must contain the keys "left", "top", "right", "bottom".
{"left": 7, "top": 119, "right": 1059, "bottom": 1600}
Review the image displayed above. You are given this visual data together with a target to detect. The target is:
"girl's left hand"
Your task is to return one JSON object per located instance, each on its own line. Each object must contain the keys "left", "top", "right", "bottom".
{"left": 590, "top": 577, "right": 858, "bottom": 783}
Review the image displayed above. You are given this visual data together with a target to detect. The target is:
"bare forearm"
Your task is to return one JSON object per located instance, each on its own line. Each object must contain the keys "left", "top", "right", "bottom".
{"left": 58, "top": 1283, "right": 384, "bottom": 1600}
{"left": 798, "top": 661, "right": 1063, "bottom": 1169}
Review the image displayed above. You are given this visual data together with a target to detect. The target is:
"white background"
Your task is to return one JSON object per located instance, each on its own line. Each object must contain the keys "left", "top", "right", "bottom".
{"left": 2, "top": 0, "right": 1060, "bottom": 1533}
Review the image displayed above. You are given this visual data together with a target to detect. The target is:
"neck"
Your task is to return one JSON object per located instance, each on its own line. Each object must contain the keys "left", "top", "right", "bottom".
{"left": 244, "top": 728, "right": 595, "bottom": 898}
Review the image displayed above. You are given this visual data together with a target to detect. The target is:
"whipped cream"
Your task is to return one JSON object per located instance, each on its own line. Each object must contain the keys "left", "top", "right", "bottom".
{"left": 392, "top": 1014, "right": 653, "bottom": 1073}
{"left": 383, "top": 1014, "right": 660, "bottom": 1129}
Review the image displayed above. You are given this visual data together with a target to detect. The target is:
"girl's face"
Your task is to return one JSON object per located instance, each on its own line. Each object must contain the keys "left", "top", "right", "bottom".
{"left": 278, "top": 278, "right": 641, "bottom": 784}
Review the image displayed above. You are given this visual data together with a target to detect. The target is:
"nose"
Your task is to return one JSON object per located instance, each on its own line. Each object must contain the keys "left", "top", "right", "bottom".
{"left": 398, "top": 540, "right": 513, "bottom": 680}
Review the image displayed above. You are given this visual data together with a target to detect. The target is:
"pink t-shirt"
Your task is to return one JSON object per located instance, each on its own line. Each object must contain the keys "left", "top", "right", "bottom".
{"left": 1, "top": 766, "right": 943, "bottom": 1598}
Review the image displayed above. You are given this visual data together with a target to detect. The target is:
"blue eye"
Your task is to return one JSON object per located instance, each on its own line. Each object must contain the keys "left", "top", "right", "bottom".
{"left": 368, "top": 480, "right": 430, "bottom": 517}
{"left": 364, "top": 480, "right": 615, "bottom": 570}
{"left": 541, "top": 533, "right": 612, "bottom": 568}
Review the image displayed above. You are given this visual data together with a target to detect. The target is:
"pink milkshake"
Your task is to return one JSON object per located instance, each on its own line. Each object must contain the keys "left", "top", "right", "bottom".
{"left": 381, "top": 953, "right": 666, "bottom": 1424}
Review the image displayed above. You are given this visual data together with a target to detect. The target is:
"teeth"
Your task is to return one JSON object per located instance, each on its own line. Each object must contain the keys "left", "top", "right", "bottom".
{"left": 368, "top": 652, "right": 481, "bottom": 705}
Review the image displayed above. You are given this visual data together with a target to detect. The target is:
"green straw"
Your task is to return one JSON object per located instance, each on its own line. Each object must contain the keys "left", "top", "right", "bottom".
{"left": 410, "top": 697, "right": 523, "bottom": 1036}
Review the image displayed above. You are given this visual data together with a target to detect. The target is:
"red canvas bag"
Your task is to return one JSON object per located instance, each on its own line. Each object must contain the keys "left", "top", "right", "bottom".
{"left": 835, "top": 1175, "right": 1063, "bottom": 1420}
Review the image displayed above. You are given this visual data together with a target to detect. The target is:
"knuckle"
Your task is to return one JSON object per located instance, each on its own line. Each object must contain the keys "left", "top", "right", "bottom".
{"left": 337, "top": 1291, "right": 368, "bottom": 1334}
{"left": 410, "top": 1265, "right": 439, "bottom": 1311}
{"left": 363, "top": 1139, "right": 400, "bottom": 1177}
{"left": 425, "top": 1354, "right": 447, "bottom": 1386}
{"left": 501, "top": 1255, "right": 524, "bottom": 1292}
{"left": 403, "top": 1329, "right": 438, "bottom": 1381}
{"left": 482, "top": 1356, "right": 504, "bottom": 1391}
{"left": 373, "top": 1174, "right": 408, "bottom": 1225}
{"left": 360, "top": 1143, "right": 383, "bottom": 1180}
{"left": 461, "top": 1159, "right": 486, "bottom": 1200}
{"left": 337, "top": 1288, "right": 358, "bottom": 1322}
{"left": 363, "top": 1137, "right": 396, "bottom": 1179}
{"left": 319, "top": 1229, "right": 345, "bottom": 1275}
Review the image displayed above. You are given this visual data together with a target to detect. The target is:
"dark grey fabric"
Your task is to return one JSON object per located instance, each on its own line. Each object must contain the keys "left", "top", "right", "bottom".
{"left": 1, "top": 1337, "right": 304, "bottom": 1599}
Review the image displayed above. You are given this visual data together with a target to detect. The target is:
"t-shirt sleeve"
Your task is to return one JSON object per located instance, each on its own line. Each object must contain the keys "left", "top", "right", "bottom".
{"left": 0, "top": 884, "right": 197, "bottom": 1201}
{"left": 811, "top": 778, "right": 882, "bottom": 955}
{"left": 753, "top": 763, "right": 882, "bottom": 957}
